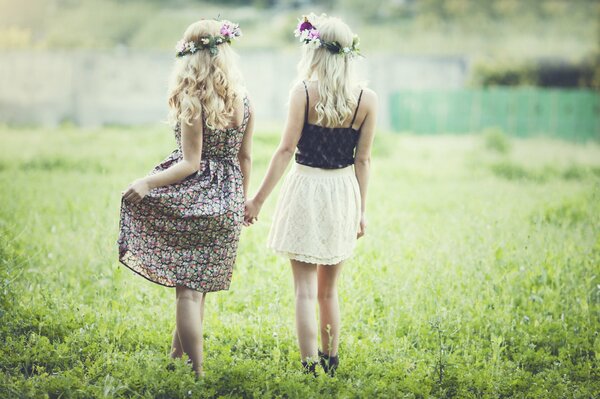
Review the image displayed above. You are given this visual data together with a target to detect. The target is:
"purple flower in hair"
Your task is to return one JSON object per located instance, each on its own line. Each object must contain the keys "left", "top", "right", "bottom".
{"left": 298, "top": 19, "right": 314, "bottom": 33}
{"left": 295, "top": 16, "right": 318, "bottom": 38}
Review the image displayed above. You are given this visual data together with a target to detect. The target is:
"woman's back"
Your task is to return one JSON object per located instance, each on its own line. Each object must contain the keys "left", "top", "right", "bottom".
{"left": 244, "top": 13, "right": 377, "bottom": 375}
{"left": 173, "top": 95, "right": 250, "bottom": 160}
{"left": 295, "top": 81, "right": 366, "bottom": 169}
{"left": 303, "top": 81, "right": 366, "bottom": 130}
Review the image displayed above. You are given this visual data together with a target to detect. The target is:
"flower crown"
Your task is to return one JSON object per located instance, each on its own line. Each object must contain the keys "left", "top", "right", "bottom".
{"left": 175, "top": 20, "right": 242, "bottom": 57}
{"left": 293, "top": 15, "right": 361, "bottom": 58}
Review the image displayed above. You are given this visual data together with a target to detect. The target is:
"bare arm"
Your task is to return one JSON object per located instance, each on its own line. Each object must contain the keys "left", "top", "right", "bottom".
{"left": 354, "top": 90, "right": 378, "bottom": 237}
{"left": 238, "top": 100, "right": 255, "bottom": 199}
{"left": 244, "top": 84, "right": 306, "bottom": 222}
{"left": 122, "top": 115, "right": 203, "bottom": 204}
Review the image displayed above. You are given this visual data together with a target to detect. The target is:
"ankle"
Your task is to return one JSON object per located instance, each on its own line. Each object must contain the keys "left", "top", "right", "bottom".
{"left": 318, "top": 349, "right": 339, "bottom": 377}
{"left": 318, "top": 349, "right": 337, "bottom": 357}
{"left": 301, "top": 358, "right": 318, "bottom": 377}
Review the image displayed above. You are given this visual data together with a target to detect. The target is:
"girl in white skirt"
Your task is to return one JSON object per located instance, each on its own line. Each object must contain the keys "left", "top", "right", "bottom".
{"left": 244, "top": 14, "right": 377, "bottom": 376}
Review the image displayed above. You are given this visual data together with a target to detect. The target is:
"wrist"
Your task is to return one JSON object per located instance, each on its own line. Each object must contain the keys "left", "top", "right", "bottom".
{"left": 253, "top": 194, "right": 266, "bottom": 206}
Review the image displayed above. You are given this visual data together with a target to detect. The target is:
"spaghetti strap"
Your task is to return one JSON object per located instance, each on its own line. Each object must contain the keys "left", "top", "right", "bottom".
{"left": 302, "top": 81, "right": 309, "bottom": 124}
{"left": 350, "top": 89, "right": 364, "bottom": 128}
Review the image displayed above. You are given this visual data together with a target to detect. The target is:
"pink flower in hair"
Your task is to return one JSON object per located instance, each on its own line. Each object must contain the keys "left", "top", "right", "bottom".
{"left": 307, "top": 29, "right": 320, "bottom": 40}
{"left": 220, "top": 21, "right": 242, "bottom": 40}
{"left": 220, "top": 24, "right": 233, "bottom": 36}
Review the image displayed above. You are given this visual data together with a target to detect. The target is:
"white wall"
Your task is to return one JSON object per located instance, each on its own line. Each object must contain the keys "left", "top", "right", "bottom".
{"left": 0, "top": 50, "right": 467, "bottom": 130}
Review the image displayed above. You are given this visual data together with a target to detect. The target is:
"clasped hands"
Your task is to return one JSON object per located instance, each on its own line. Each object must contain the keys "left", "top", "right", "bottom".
{"left": 243, "top": 198, "right": 261, "bottom": 227}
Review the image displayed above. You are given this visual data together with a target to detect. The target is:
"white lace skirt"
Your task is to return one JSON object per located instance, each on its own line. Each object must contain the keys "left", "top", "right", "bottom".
{"left": 267, "top": 162, "right": 361, "bottom": 265}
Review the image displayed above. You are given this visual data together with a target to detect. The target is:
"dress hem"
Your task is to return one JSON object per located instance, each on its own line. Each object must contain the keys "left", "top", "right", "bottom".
{"left": 118, "top": 256, "right": 230, "bottom": 294}
{"left": 268, "top": 247, "right": 354, "bottom": 265}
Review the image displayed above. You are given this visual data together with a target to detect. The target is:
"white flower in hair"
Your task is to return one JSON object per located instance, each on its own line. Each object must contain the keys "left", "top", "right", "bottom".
{"left": 310, "top": 39, "right": 322, "bottom": 49}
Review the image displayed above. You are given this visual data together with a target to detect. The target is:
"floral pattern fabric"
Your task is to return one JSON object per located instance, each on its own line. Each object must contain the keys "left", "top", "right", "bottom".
{"left": 118, "top": 96, "right": 249, "bottom": 293}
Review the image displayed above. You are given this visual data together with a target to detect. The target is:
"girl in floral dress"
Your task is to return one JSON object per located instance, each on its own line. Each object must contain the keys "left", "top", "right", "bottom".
{"left": 118, "top": 19, "right": 253, "bottom": 377}
{"left": 245, "top": 14, "right": 377, "bottom": 376}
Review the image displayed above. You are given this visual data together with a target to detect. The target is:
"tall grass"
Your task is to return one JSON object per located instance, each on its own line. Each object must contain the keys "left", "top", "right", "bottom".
{"left": 0, "top": 126, "right": 599, "bottom": 398}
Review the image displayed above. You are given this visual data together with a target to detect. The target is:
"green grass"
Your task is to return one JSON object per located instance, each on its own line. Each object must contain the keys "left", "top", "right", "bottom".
{"left": 1, "top": 125, "right": 599, "bottom": 398}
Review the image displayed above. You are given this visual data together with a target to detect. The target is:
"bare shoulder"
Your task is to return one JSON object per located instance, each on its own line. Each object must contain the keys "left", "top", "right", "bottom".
{"left": 290, "top": 81, "right": 307, "bottom": 98}
{"left": 359, "top": 88, "right": 378, "bottom": 109}
{"left": 288, "top": 81, "right": 308, "bottom": 107}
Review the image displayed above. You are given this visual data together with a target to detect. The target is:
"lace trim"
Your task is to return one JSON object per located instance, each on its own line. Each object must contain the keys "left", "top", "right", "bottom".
{"left": 270, "top": 249, "right": 354, "bottom": 265}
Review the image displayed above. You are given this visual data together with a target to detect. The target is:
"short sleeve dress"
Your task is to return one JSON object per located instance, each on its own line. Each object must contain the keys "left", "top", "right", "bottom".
{"left": 117, "top": 96, "right": 250, "bottom": 293}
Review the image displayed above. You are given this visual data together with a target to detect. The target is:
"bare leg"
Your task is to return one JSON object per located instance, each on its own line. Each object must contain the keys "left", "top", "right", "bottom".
{"left": 317, "top": 261, "right": 344, "bottom": 356}
{"left": 175, "top": 285, "right": 206, "bottom": 377}
{"left": 290, "top": 259, "right": 318, "bottom": 361}
{"left": 170, "top": 327, "right": 183, "bottom": 359}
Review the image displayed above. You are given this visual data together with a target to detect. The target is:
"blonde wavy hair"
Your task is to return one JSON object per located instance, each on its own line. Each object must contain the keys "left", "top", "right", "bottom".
{"left": 168, "top": 19, "right": 246, "bottom": 130}
{"left": 296, "top": 15, "right": 361, "bottom": 128}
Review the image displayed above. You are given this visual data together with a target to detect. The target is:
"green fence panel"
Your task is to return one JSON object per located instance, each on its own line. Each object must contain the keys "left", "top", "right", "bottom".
{"left": 389, "top": 88, "right": 600, "bottom": 140}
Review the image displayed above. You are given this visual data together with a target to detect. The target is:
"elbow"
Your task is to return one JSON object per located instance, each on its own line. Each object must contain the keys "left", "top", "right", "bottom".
{"left": 186, "top": 160, "right": 201, "bottom": 174}
{"left": 238, "top": 152, "right": 252, "bottom": 164}
{"left": 354, "top": 157, "right": 371, "bottom": 168}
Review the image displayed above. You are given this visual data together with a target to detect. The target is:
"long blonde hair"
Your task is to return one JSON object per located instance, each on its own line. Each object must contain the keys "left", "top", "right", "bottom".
{"left": 296, "top": 15, "right": 360, "bottom": 128}
{"left": 168, "top": 19, "right": 245, "bottom": 130}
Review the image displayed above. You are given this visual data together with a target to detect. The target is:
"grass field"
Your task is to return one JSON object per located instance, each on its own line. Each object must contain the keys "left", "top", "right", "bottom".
{"left": 0, "top": 126, "right": 599, "bottom": 398}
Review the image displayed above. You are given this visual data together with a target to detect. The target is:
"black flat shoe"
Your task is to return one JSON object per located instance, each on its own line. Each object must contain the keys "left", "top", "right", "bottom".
{"left": 318, "top": 349, "right": 339, "bottom": 377}
{"left": 301, "top": 359, "right": 318, "bottom": 377}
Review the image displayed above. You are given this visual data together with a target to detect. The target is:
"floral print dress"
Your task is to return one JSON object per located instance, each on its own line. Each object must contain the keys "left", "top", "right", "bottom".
{"left": 118, "top": 96, "right": 249, "bottom": 293}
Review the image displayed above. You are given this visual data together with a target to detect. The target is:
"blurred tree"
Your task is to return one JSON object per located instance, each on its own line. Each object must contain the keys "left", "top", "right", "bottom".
{"left": 0, "top": 0, "right": 596, "bottom": 59}
{"left": 336, "top": 0, "right": 415, "bottom": 21}
{"left": 471, "top": 56, "right": 600, "bottom": 89}
{"left": 200, "top": 0, "right": 278, "bottom": 7}
{"left": 471, "top": 61, "right": 539, "bottom": 87}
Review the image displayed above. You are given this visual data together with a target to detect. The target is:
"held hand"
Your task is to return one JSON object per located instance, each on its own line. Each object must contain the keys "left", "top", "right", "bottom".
{"left": 357, "top": 213, "right": 367, "bottom": 239}
{"left": 122, "top": 178, "right": 151, "bottom": 204}
{"left": 243, "top": 198, "right": 262, "bottom": 226}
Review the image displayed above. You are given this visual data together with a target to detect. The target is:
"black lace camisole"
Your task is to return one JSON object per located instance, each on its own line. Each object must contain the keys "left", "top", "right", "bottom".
{"left": 295, "top": 81, "right": 363, "bottom": 169}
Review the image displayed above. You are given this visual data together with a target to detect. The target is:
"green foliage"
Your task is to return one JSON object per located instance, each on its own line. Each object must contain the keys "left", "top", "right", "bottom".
{"left": 471, "top": 56, "right": 600, "bottom": 89}
{"left": 0, "top": 0, "right": 597, "bottom": 59}
{"left": 562, "top": 164, "right": 593, "bottom": 180}
{"left": 471, "top": 60, "right": 538, "bottom": 87}
{"left": 483, "top": 128, "right": 511, "bottom": 154}
{"left": 489, "top": 160, "right": 552, "bottom": 182}
{"left": 489, "top": 160, "right": 600, "bottom": 183}
{"left": 541, "top": 197, "right": 590, "bottom": 226}
{"left": 1, "top": 126, "right": 600, "bottom": 397}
